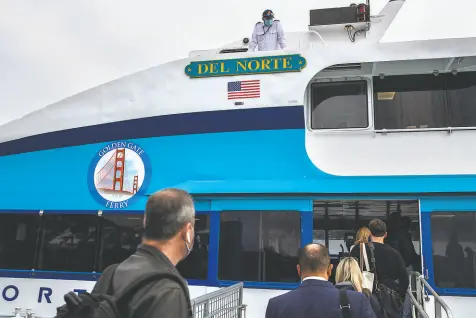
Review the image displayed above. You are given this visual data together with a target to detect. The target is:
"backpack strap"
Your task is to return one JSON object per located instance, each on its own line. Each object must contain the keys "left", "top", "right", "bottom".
{"left": 113, "top": 272, "right": 192, "bottom": 317}
{"left": 368, "top": 242, "right": 379, "bottom": 286}
{"left": 339, "top": 289, "right": 352, "bottom": 318}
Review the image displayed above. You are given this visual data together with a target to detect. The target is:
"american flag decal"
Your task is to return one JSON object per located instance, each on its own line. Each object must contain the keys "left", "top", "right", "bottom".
{"left": 227, "top": 80, "right": 260, "bottom": 100}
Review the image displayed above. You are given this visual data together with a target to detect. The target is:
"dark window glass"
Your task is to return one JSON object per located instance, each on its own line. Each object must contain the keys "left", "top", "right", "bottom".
{"left": 374, "top": 74, "right": 447, "bottom": 129}
{"left": 446, "top": 72, "right": 476, "bottom": 127}
{"left": 311, "top": 81, "right": 368, "bottom": 129}
{"left": 431, "top": 212, "right": 476, "bottom": 289}
{"left": 176, "top": 215, "right": 210, "bottom": 280}
{"left": 98, "top": 214, "right": 143, "bottom": 271}
{"left": 0, "top": 213, "right": 40, "bottom": 270}
{"left": 313, "top": 200, "right": 421, "bottom": 282}
{"left": 219, "top": 211, "right": 300, "bottom": 283}
{"left": 38, "top": 214, "right": 99, "bottom": 272}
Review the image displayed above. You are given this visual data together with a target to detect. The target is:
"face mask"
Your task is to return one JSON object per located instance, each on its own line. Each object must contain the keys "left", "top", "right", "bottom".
{"left": 264, "top": 19, "right": 273, "bottom": 27}
{"left": 183, "top": 229, "right": 194, "bottom": 260}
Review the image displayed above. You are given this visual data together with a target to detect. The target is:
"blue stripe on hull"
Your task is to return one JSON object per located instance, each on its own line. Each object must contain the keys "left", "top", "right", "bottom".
{"left": 1, "top": 128, "right": 476, "bottom": 211}
{"left": 0, "top": 106, "right": 304, "bottom": 156}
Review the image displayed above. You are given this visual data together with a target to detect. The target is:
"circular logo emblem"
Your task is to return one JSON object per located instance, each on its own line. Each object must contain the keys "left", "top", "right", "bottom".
{"left": 88, "top": 141, "right": 151, "bottom": 209}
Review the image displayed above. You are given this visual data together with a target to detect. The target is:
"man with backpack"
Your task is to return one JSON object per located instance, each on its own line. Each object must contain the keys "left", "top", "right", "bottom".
{"left": 55, "top": 188, "right": 196, "bottom": 318}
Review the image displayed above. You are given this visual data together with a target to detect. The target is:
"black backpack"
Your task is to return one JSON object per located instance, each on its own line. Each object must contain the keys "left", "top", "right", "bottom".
{"left": 55, "top": 265, "right": 192, "bottom": 318}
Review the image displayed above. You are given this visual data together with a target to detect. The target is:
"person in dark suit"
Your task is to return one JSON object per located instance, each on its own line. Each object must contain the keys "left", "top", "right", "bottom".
{"left": 265, "top": 243, "right": 376, "bottom": 318}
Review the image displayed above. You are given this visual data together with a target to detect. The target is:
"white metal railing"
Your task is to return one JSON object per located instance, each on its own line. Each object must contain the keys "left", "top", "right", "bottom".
{"left": 409, "top": 272, "right": 454, "bottom": 318}
{"left": 191, "top": 283, "right": 246, "bottom": 318}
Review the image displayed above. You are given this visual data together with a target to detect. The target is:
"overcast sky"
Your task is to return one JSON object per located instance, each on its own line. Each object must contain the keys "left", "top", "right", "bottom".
{"left": 0, "top": 0, "right": 474, "bottom": 125}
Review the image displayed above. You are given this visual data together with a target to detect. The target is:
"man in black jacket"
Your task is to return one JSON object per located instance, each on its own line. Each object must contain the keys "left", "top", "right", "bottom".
{"left": 92, "top": 188, "right": 196, "bottom": 318}
{"left": 351, "top": 219, "right": 409, "bottom": 299}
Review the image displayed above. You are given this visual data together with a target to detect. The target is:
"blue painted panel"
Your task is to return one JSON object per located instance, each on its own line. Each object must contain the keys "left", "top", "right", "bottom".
{"left": 211, "top": 199, "right": 311, "bottom": 211}
{"left": 0, "top": 269, "right": 100, "bottom": 281}
{"left": 208, "top": 211, "right": 220, "bottom": 285}
{"left": 217, "top": 280, "right": 299, "bottom": 290}
{"left": 194, "top": 200, "right": 211, "bottom": 211}
{"left": 101, "top": 210, "right": 144, "bottom": 215}
{"left": 420, "top": 201, "right": 476, "bottom": 296}
{"left": 301, "top": 211, "right": 313, "bottom": 246}
{"left": 3, "top": 128, "right": 476, "bottom": 211}
{"left": 0, "top": 269, "right": 298, "bottom": 290}
{"left": 420, "top": 197, "right": 476, "bottom": 212}
{"left": 0, "top": 210, "right": 39, "bottom": 214}
{"left": 42, "top": 210, "right": 99, "bottom": 215}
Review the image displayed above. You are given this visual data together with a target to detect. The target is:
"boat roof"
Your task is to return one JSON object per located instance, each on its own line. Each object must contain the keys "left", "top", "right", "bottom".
{"left": 2, "top": 0, "right": 476, "bottom": 145}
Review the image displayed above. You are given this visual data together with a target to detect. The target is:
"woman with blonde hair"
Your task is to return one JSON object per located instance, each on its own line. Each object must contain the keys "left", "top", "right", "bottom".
{"left": 355, "top": 226, "right": 372, "bottom": 245}
{"left": 335, "top": 257, "right": 380, "bottom": 316}
{"left": 335, "top": 257, "right": 369, "bottom": 294}
{"left": 349, "top": 226, "right": 371, "bottom": 253}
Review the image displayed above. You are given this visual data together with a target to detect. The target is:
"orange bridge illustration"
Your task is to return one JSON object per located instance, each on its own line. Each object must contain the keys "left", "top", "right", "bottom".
{"left": 95, "top": 148, "right": 139, "bottom": 195}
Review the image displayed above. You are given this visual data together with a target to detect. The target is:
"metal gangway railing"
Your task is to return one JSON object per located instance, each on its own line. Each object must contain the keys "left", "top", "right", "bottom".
{"left": 407, "top": 272, "right": 453, "bottom": 318}
{"left": 191, "top": 282, "right": 247, "bottom": 318}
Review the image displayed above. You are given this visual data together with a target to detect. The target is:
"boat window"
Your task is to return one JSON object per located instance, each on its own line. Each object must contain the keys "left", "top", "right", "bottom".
{"left": 430, "top": 212, "right": 476, "bottom": 289}
{"left": 313, "top": 200, "right": 421, "bottom": 283}
{"left": 446, "top": 72, "right": 476, "bottom": 127}
{"left": 176, "top": 214, "right": 210, "bottom": 280}
{"left": 374, "top": 71, "right": 476, "bottom": 130}
{"left": 374, "top": 74, "right": 447, "bottom": 130}
{"left": 37, "top": 214, "right": 99, "bottom": 272}
{"left": 98, "top": 214, "right": 143, "bottom": 271}
{"left": 0, "top": 212, "right": 40, "bottom": 270}
{"left": 310, "top": 81, "right": 368, "bottom": 129}
{"left": 218, "top": 211, "right": 300, "bottom": 283}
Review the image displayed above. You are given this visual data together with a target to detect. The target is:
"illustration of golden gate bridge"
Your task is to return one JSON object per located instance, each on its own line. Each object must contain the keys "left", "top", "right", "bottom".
{"left": 95, "top": 148, "right": 139, "bottom": 195}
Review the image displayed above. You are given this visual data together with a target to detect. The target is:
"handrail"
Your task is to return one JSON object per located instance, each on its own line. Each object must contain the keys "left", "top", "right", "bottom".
{"left": 190, "top": 282, "right": 245, "bottom": 318}
{"left": 417, "top": 275, "right": 454, "bottom": 318}
{"left": 406, "top": 289, "right": 429, "bottom": 318}
{"left": 374, "top": 126, "right": 476, "bottom": 135}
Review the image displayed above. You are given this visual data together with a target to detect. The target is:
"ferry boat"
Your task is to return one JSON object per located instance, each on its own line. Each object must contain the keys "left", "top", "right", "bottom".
{"left": 0, "top": 0, "right": 475, "bottom": 317}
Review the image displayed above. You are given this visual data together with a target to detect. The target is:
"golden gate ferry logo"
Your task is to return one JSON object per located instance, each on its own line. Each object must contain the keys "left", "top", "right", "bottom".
{"left": 88, "top": 141, "right": 152, "bottom": 209}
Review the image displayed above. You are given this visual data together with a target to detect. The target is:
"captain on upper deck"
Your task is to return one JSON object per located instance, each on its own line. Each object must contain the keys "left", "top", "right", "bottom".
{"left": 248, "top": 9, "right": 287, "bottom": 52}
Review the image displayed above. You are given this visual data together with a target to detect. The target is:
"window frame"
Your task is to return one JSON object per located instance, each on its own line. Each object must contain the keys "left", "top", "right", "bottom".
{"left": 423, "top": 210, "right": 476, "bottom": 296}
{"left": 216, "top": 209, "right": 304, "bottom": 289}
{"left": 176, "top": 211, "right": 211, "bottom": 283}
{"left": 373, "top": 71, "right": 476, "bottom": 134}
{"left": 312, "top": 199, "right": 421, "bottom": 257}
{"left": 307, "top": 77, "right": 373, "bottom": 132}
{"left": 36, "top": 211, "right": 101, "bottom": 274}
{"left": 0, "top": 210, "right": 42, "bottom": 271}
{"left": 96, "top": 211, "right": 144, "bottom": 272}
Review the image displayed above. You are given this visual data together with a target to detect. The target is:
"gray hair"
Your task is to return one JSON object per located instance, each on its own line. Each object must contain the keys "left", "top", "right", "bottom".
{"left": 143, "top": 188, "right": 195, "bottom": 241}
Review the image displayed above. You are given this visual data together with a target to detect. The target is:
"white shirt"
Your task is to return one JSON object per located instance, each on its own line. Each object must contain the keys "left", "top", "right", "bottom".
{"left": 248, "top": 21, "right": 287, "bottom": 52}
{"left": 302, "top": 276, "right": 327, "bottom": 282}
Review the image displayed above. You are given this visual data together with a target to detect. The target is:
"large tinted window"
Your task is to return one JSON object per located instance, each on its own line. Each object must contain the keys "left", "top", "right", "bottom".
{"left": 374, "top": 74, "right": 447, "bottom": 129}
{"left": 0, "top": 213, "right": 40, "bottom": 270}
{"left": 374, "top": 71, "right": 476, "bottom": 130}
{"left": 176, "top": 215, "right": 210, "bottom": 280}
{"left": 446, "top": 72, "right": 476, "bottom": 127}
{"left": 38, "top": 214, "right": 99, "bottom": 272}
{"left": 431, "top": 212, "right": 476, "bottom": 289}
{"left": 219, "top": 211, "right": 300, "bottom": 283}
{"left": 311, "top": 81, "right": 368, "bottom": 129}
{"left": 313, "top": 200, "right": 421, "bottom": 282}
{"left": 99, "top": 214, "right": 143, "bottom": 271}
